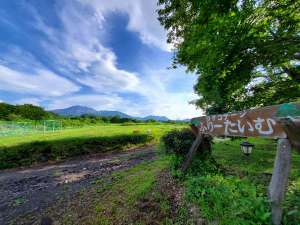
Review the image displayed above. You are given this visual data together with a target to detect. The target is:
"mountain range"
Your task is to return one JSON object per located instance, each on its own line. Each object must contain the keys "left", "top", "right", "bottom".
{"left": 51, "top": 105, "right": 173, "bottom": 122}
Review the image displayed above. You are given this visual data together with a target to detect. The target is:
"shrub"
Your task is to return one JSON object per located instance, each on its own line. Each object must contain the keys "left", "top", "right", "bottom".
{"left": 161, "top": 128, "right": 216, "bottom": 178}
{"left": 0, "top": 133, "right": 153, "bottom": 169}
{"left": 161, "top": 128, "right": 195, "bottom": 155}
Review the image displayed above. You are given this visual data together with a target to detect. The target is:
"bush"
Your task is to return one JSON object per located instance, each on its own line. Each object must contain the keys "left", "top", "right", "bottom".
{"left": 0, "top": 134, "right": 153, "bottom": 169}
{"left": 161, "top": 131, "right": 277, "bottom": 224}
{"left": 161, "top": 128, "right": 195, "bottom": 155}
{"left": 161, "top": 128, "right": 212, "bottom": 158}
{"left": 161, "top": 128, "right": 215, "bottom": 178}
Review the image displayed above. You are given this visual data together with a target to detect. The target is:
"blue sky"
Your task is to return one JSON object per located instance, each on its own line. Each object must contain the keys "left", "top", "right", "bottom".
{"left": 0, "top": 0, "right": 202, "bottom": 119}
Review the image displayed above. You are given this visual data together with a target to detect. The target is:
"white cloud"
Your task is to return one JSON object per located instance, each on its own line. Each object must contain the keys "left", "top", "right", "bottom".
{"left": 0, "top": 46, "right": 44, "bottom": 71}
{"left": 80, "top": 0, "right": 171, "bottom": 51}
{"left": 0, "top": 46, "right": 80, "bottom": 98}
{"left": 74, "top": 46, "right": 140, "bottom": 92}
{"left": 13, "top": 98, "right": 42, "bottom": 106}
{"left": 30, "top": 0, "right": 201, "bottom": 119}
{"left": 31, "top": 1, "right": 140, "bottom": 93}
{"left": 10, "top": 1, "right": 201, "bottom": 120}
{"left": 47, "top": 94, "right": 123, "bottom": 110}
{"left": 0, "top": 65, "right": 80, "bottom": 97}
{"left": 132, "top": 68, "right": 203, "bottom": 119}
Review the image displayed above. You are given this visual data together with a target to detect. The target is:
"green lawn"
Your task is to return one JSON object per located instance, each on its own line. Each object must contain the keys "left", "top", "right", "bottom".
{"left": 213, "top": 137, "right": 300, "bottom": 224}
{"left": 213, "top": 137, "right": 300, "bottom": 183}
{"left": 0, "top": 123, "right": 186, "bottom": 147}
{"left": 184, "top": 137, "right": 300, "bottom": 225}
{"left": 2, "top": 125, "right": 298, "bottom": 224}
{"left": 0, "top": 124, "right": 187, "bottom": 169}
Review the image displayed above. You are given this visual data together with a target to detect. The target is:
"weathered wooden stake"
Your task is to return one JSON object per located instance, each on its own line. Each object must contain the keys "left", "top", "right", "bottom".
{"left": 181, "top": 133, "right": 203, "bottom": 172}
{"left": 268, "top": 138, "right": 292, "bottom": 225}
{"left": 278, "top": 117, "right": 300, "bottom": 153}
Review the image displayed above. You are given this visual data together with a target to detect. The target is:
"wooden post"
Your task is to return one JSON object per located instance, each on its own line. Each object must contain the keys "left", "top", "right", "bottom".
{"left": 268, "top": 138, "right": 292, "bottom": 225}
{"left": 278, "top": 117, "right": 300, "bottom": 153}
{"left": 181, "top": 133, "right": 203, "bottom": 172}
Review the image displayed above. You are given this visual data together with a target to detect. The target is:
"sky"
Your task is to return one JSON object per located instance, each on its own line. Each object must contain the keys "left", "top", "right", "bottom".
{"left": 0, "top": 0, "right": 203, "bottom": 120}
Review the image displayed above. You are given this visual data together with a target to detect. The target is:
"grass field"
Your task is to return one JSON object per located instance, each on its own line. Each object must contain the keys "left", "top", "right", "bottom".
{"left": 0, "top": 123, "right": 186, "bottom": 169}
{"left": 213, "top": 137, "right": 300, "bottom": 183}
{"left": 0, "top": 123, "right": 186, "bottom": 147}
{"left": 183, "top": 137, "right": 300, "bottom": 225}
{"left": 1, "top": 124, "right": 299, "bottom": 224}
{"left": 52, "top": 135, "right": 300, "bottom": 224}
{"left": 212, "top": 137, "right": 300, "bottom": 224}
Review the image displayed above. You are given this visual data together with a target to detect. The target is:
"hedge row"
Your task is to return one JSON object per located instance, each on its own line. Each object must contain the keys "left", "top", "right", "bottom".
{"left": 0, "top": 134, "right": 153, "bottom": 169}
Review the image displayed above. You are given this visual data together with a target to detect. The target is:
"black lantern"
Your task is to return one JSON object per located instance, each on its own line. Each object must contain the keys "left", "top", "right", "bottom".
{"left": 240, "top": 141, "right": 254, "bottom": 156}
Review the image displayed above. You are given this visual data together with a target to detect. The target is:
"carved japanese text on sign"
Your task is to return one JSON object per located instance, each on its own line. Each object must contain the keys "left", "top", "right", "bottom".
{"left": 191, "top": 103, "right": 300, "bottom": 139}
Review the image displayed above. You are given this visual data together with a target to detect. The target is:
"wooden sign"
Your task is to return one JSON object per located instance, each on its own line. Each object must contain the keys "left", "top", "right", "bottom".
{"left": 191, "top": 103, "right": 300, "bottom": 139}
{"left": 188, "top": 102, "right": 300, "bottom": 225}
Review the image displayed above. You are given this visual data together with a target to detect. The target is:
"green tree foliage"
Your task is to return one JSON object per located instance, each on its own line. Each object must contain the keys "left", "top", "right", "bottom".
{"left": 158, "top": 0, "right": 300, "bottom": 114}
{"left": 0, "top": 103, "right": 54, "bottom": 120}
{"left": 161, "top": 128, "right": 196, "bottom": 155}
{"left": 0, "top": 103, "right": 15, "bottom": 119}
{"left": 16, "top": 104, "right": 51, "bottom": 120}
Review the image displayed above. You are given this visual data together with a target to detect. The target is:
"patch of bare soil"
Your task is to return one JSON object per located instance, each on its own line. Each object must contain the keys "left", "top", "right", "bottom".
{"left": 0, "top": 145, "right": 155, "bottom": 225}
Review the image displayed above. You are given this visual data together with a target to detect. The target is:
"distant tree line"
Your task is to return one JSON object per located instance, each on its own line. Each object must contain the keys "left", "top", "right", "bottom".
{"left": 0, "top": 103, "right": 187, "bottom": 126}
{"left": 62, "top": 114, "right": 142, "bottom": 127}
{"left": 59, "top": 114, "right": 184, "bottom": 127}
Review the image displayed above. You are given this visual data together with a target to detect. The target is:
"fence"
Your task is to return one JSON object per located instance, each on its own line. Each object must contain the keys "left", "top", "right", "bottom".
{"left": 0, "top": 120, "right": 62, "bottom": 137}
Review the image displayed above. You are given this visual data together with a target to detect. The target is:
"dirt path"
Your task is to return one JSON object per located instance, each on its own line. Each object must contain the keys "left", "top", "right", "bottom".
{"left": 0, "top": 145, "right": 156, "bottom": 225}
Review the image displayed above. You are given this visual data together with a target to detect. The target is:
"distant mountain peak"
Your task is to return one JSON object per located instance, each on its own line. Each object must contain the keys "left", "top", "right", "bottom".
{"left": 51, "top": 105, "right": 174, "bottom": 121}
{"left": 52, "top": 105, "right": 97, "bottom": 116}
{"left": 66, "top": 105, "right": 95, "bottom": 110}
